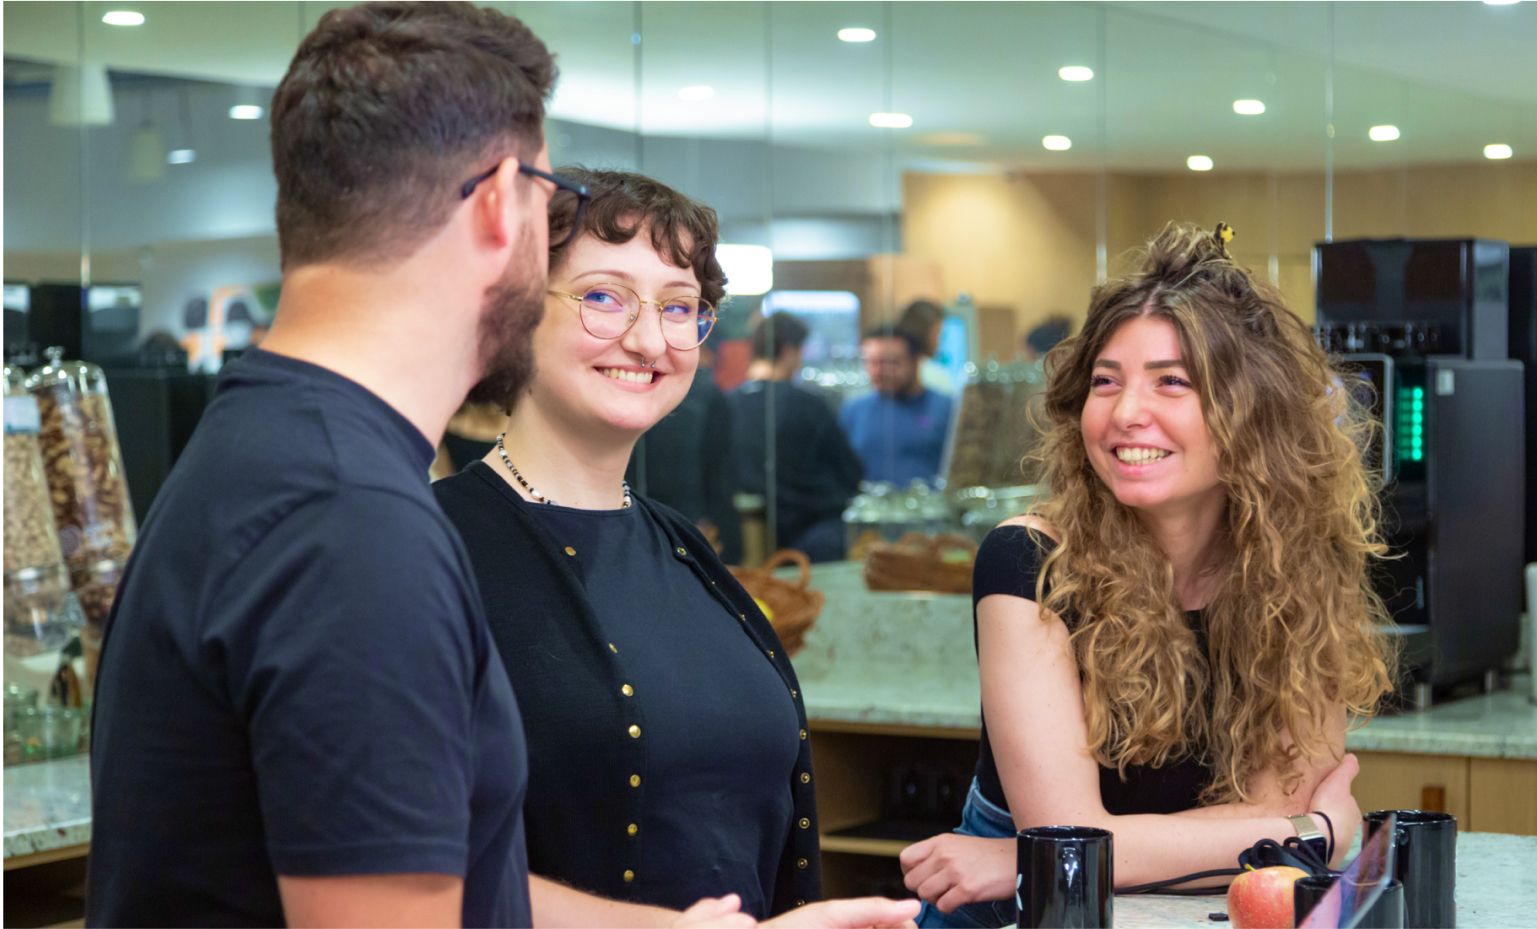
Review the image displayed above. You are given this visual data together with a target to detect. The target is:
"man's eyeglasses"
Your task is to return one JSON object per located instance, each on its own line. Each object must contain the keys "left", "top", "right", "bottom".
{"left": 460, "top": 162, "right": 590, "bottom": 248}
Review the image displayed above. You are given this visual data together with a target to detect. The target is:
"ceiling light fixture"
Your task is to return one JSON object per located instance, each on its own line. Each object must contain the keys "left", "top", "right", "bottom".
{"left": 1485, "top": 143, "right": 1514, "bottom": 159}
{"left": 869, "top": 112, "right": 913, "bottom": 128}
{"left": 717, "top": 245, "right": 774, "bottom": 296}
{"left": 1233, "top": 99, "right": 1266, "bottom": 115}
{"left": 102, "top": 11, "right": 145, "bottom": 25}
{"left": 1369, "top": 125, "right": 1401, "bottom": 141}
{"left": 1483, "top": 0, "right": 1519, "bottom": 6}
{"left": 838, "top": 28, "right": 876, "bottom": 42}
{"left": 677, "top": 85, "right": 714, "bottom": 101}
{"left": 1187, "top": 155, "right": 1214, "bottom": 171}
{"left": 168, "top": 149, "right": 196, "bottom": 164}
{"left": 1059, "top": 66, "right": 1094, "bottom": 82}
{"left": 1042, "top": 135, "right": 1072, "bottom": 151}
{"left": 229, "top": 104, "right": 263, "bottom": 120}
{"left": 48, "top": 64, "right": 115, "bottom": 126}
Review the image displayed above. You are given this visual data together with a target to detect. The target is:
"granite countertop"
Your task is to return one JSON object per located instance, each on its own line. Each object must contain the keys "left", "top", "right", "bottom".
{"left": 4, "top": 753, "right": 91, "bottom": 859}
{"left": 789, "top": 562, "right": 1537, "bottom": 758}
{"left": 1115, "top": 832, "right": 1537, "bottom": 928}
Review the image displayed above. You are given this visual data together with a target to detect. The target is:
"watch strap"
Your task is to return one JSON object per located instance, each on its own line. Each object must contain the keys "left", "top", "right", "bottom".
{"left": 1288, "top": 813, "right": 1329, "bottom": 860}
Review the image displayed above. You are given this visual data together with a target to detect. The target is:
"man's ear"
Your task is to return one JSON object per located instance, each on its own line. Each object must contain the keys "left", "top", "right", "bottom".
{"left": 471, "top": 157, "right": 521, "bottom": 251}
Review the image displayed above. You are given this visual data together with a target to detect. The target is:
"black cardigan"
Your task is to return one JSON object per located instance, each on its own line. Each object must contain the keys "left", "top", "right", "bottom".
{"left": 434, "top": 462, "right": 822, "bottom": 915}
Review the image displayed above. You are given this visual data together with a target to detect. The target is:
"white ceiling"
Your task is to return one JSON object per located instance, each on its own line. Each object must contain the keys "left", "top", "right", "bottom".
{"left": 5, "top": 1, "right": 1535, "bottom": 172}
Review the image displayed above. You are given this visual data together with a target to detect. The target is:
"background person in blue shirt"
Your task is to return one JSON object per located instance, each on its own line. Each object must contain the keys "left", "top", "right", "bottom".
{"left": 839, "top": 325, "right": 954, "bottom": 487}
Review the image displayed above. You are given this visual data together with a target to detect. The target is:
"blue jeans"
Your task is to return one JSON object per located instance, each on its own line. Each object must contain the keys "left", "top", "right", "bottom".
{"left": 916, "top": 780, "right": 1018, "bottom": 929}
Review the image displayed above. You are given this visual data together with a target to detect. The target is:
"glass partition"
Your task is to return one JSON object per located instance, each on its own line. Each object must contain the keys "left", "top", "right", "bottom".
{"left": 5, "top": 1, "right": 1532, "bottom": 568}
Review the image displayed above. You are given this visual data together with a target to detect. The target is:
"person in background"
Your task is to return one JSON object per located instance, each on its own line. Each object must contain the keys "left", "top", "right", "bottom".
{"left": 1022, "top": 314, "right": 1073, "bottom": 364}
{"left": 628, "top": 343, "right": 744, "bottom": 564}
{"left": 897, "top": 299, "right": 958, "bottom": 396}
{"left": 433, "top": 169, "right": 918, "bottom": 929}
{"left": 730, "top": 312, "right": 864, "bottom": 562}
{"left": 900, "top": 224, "right": 1394, "bottom": 927}
{"left": 840, "top": 324, "right": 953, "bottom": 487}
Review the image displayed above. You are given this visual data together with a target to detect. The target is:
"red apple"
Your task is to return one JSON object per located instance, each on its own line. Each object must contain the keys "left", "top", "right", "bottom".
{"left": 1227, "top": 866, "right": 1310, "bottom": 929}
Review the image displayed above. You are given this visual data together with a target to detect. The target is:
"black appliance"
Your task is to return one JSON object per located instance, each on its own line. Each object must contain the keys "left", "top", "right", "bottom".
{"left": 26, "top": 282, "right": 142, "bottom": 366}
{"left": 1509, "top": 247, "right": 1537, "bottom": 565}
{"left": 1317, "top": 239, "right": 1525, "bottom": 695}
{"left": 103, "top": 367, "right": 217, "bottom": 516}
{"left": 1314, "top": 238, "right": 1509, "bottom": 360}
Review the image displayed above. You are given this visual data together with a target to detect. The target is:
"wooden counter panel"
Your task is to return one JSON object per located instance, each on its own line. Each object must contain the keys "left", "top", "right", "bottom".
{"left": 1469, "top": 757, "right": 1537, "bottom": 836}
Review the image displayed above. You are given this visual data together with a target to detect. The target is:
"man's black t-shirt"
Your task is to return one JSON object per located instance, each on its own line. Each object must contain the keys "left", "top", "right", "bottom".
{"left": 87, "top": 349, "right": 531, "bottom": 928}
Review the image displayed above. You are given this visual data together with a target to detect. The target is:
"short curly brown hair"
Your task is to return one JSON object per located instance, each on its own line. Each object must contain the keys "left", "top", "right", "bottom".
{"left": 546, "top": 168, "right": 727, "bottom": 309}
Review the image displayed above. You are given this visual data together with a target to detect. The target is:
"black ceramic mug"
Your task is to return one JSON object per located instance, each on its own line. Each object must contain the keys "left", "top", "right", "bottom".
{"left": 1363, "top": 810, "right": 1456, "bottom": 929}
{"left": 1295, "top": 875, "right": 1405, "bottom": 928}
{"left": 1015, "top": 826, "right": 1113, "bottom": 929}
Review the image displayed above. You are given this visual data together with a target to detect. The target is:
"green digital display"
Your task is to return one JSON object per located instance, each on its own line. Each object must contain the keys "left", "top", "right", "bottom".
{"left": 1395, "top": 385, "right": 1425, "bottom": 464}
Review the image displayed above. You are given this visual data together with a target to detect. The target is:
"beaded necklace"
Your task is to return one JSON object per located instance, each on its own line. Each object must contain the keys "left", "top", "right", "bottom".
{"left": 495, "top": 433, "right": 632, "bottom": 509}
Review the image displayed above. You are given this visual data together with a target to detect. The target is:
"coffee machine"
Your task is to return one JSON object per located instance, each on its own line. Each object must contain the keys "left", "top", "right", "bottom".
{"left": 1314, "top": 239, "right": 1525, "bottom": 701}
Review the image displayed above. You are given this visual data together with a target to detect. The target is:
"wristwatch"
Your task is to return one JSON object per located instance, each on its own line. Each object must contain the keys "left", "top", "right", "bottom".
{"left": 1288, "top": 813, "right": 1329, "bottom": 860}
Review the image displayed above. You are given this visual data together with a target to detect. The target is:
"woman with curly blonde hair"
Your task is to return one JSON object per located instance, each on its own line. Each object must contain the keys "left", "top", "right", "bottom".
{"left": 901, "top": 223, "right": 1398, "bottom": 928}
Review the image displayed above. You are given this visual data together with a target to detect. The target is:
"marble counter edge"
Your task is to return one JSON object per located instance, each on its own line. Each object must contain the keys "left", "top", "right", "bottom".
{"left": 4, "top": 818, "right": 92, "bottom": 858}
{"left": 801, "top": 695, "right": 1537, "bottom": 758}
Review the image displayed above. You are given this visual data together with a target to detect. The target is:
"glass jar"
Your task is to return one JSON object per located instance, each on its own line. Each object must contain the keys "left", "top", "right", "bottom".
{"left": 3, "top": 683, "right": 40, "bottom": 765}
{"left": 73, "top": 557, "right": 123, "bottom": 699}
{"left": 25, "top": 347, "right": 137, "bottom": 575}
{"left": 4, "top": 365, "right": 66, "bottom": 574}
{"left": 3, "top": 563, "right": 82, "bottom": 658}
{"left": 15, "top": 705, "right": 83, "bottom": 762}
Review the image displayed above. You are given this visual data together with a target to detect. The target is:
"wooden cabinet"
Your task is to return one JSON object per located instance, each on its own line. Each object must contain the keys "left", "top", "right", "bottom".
{"left": 809, "top": 722, "right": 980, "bottom": 899}
{"left": 1353, "top": 751, "right": 1537, "bottom": 835}
{"left": 1468, "top": 758, "right": 1537, "bottom": 836}
{"left": 1353, "top": 751, "right": 1471, "bottom": 827}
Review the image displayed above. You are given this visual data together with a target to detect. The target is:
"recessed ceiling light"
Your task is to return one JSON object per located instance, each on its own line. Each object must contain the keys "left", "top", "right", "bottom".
{"left": 102, "top": 11, "right": 145, "bottom": 25}
{"left": 228, "top": 105, "right": 264, "bottom": 120}
{"left": 1485, "top": 143, "right": 1514, "bottom": 159}
{"left": 1187, "top": 155, "right": 1214, "bottom": 171}
{"left": 838, "top": 28, "right": 876, "bottom": 42}
{"left": 167, "top": 149, "right": 196, "bottom": 164}
{"left": 1483, "top": 0, "right": 1519, "bottom": 6}
{"left": 1042, "top": 135, "right": 1072, "bottom": 151}
{"left": 1059, "top": 66, "right": 1094, "bottom": 82}
{"left": 717, "top": 245, "right": 774, "bottom": 296}
{"left": 1369, "top": 125, "right": 1401, "bottom": 142}
{"left": 869, "top": 112, "right": 913, "bottom": 129}
{"left": 1233, "top": 99, "right": 1266, "bottom": 116}
{"left": 678, "top": 86, "right": 714, "bottom": 101}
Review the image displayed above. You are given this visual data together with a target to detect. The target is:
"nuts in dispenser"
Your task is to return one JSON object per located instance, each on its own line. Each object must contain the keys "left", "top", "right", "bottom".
{"left": 25, "top": 349, "right": 137, "bottom": 570}
{"left": 3, "top": 375, "right": 65, "bottom": 573}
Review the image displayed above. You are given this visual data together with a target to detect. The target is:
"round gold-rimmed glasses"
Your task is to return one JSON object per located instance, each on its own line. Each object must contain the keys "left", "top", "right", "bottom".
{"left": 549, "top": 283, "right": 717, "bottom": 351}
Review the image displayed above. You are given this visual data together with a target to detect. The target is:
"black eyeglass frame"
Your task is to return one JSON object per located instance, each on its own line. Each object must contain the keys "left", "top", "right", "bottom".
{"left": 459, "top": 162, "right": 590, "bottom": 248}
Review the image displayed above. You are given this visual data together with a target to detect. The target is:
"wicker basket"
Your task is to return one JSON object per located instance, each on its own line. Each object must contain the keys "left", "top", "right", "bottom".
{"left": 863, "top": 532, "right": 978, "bottom": 595}
{"left": 727, "top": 549, "right": 825, "bottom": 657}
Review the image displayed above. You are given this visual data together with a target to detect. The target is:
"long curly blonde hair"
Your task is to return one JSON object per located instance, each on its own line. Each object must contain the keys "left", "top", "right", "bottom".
{"left": 1029, "top": 223, "right": 1397, "bottom": 804}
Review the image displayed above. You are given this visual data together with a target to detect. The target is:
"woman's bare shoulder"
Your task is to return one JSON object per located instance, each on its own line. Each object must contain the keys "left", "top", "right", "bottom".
{"left": 998, "top": 515, "right": 1060, "bottom": 542}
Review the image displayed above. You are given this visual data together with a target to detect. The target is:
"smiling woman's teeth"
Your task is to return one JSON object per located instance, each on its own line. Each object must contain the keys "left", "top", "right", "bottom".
{"left": 601, "top": 368, "right": 654, "bottom": 384}
{"left": 1116, "top": 447, "right": 1171, "bottom": 463}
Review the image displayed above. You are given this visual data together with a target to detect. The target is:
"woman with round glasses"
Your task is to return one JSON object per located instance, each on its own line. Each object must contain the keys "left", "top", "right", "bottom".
{"left": 434, "top": 170, "right": 912, "bottom": 929}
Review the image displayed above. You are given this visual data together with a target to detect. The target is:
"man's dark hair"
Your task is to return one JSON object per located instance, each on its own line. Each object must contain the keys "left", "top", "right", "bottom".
{"left": 897, "top": 299, "right": 945, "bottom": 356}
{"left": 863, "top": 323, "right": 924, "bottom": 359}
{"left": 270, "top": 2, "right": 556, "bottom": 270}
{"left": 1026, "top": 314, "right": 1074, "bottom": 356}
{"left": 547, "top": 168, "right": 727, "bottom": 309}
{"left": 751, "top": 312, "right": 809, "bottom": 361}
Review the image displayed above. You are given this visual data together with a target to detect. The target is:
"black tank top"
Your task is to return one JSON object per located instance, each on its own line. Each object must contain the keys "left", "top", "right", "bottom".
{"left": 971, "top": 524, "right": 1213, "bottom": 816}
